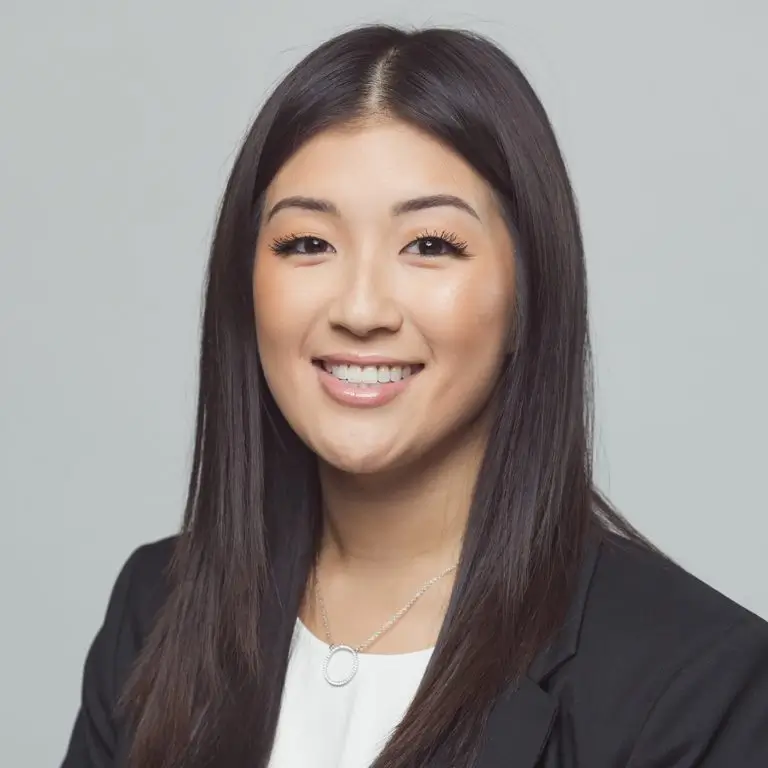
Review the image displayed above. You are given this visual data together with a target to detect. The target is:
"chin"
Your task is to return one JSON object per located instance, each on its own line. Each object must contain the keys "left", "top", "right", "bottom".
{"left": 313, "top": 438, "right": 407, "bottom": 476}
{"left": 320, "top": 450, "right": 398, "bottom": 476}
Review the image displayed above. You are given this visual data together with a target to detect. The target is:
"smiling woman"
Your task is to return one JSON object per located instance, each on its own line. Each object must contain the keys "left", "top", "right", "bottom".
{"left": 61, "top": 24, "right": 768, "bottom": 768}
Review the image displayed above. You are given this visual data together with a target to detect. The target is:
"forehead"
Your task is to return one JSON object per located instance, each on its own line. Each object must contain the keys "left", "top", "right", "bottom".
{"left": 264, "top": 120, "right": 495, "bottom": 214}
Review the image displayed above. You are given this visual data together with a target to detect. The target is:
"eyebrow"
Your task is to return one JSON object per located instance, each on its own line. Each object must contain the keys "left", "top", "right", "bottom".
{"left": 392, "top": 194, "right": 480, "bottom": 221}
{"left": 265, "top": 194, "right": 481, "bottom": 222}
{"left": 266, "top": 196, "right": 339, "bottom": 221}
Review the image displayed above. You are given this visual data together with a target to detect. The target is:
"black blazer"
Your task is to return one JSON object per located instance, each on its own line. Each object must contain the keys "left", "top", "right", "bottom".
{"left": 61, "top": 531, "right": 768, "bottom": 767}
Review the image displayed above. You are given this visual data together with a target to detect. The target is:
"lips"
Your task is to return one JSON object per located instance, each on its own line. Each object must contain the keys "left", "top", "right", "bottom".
{"left": 311, "top": 357, "right": 424, "bottom": 408}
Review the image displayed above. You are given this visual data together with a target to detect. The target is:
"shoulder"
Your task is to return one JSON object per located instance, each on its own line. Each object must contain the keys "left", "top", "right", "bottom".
{"left": 97, "top": 535, "right": 177, "bottom": 689}
{"left": 583, "top": 531, "right": 767, "bottom": 656}
{"left": 118, "top": 535, "right": 177, "bottom": 635}
{"left": 60, "top": 536, "right": 179, "bottom": 765}
{"left": 124, "top": 535, "right": 177, "bottom": 597}
{"left": 557, "top": 531, "right": 768, "bottom": 764}
{"left": 80, "top": 535, "right": 179, "bottom": 693}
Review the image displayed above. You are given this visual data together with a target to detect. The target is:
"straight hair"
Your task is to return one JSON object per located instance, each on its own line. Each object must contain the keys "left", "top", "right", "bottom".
{"left": 122, "top": 25, "right": 646, "bottom": 768}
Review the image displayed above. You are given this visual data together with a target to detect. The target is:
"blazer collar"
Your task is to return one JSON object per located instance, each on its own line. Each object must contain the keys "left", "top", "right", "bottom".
{"left": 472, "top": 533, "right": 603, "bottom": 768}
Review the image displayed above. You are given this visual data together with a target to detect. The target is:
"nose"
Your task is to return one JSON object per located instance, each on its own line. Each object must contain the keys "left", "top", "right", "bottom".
{"left": 326, "top": 251, "right": 403, "bottom": 338}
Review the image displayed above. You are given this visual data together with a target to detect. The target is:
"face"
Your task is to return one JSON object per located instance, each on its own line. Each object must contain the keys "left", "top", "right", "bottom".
{"left": 253, "top": 120, "right": 516, "bottom": 475}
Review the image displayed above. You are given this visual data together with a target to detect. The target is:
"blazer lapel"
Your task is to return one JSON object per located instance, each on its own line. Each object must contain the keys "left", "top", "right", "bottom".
{"left": 474, "top": 676, "right": 558, "bottom": 768}
{"left": 474, "top": 534, "right": 603, "bottom": 767}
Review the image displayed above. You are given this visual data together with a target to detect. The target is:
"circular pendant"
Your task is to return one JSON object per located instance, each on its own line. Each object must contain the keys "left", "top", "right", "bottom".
{"left": 323, "top": 644, "right": 359, "bottom": 687}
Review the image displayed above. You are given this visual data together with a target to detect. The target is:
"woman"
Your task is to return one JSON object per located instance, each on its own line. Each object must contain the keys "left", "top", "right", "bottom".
{"left": 61, "top": 25, "right": 768, "bottom": 768}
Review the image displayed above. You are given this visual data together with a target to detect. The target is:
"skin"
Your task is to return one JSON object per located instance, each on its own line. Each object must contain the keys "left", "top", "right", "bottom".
{"left": 253, "top": 119, "right": 516, "bottom": 653}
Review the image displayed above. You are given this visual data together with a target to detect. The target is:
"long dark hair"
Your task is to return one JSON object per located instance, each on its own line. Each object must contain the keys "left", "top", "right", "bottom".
{"left": 123, "top": 24, "right": 645, "bottom": 768}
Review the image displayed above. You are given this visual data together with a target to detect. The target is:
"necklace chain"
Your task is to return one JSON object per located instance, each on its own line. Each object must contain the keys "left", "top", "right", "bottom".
{"left": 314, "top": 562, "right": 459, "bottom": 653}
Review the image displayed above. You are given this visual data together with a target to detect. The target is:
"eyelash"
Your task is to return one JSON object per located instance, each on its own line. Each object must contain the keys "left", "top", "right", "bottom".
{"left": 268, "top": 233, "right": 324, "bottom": 255}
{"left": 413, "top": 230, "right": 469, "bottom": 257}
{"left": 267, "top": 230, "right": 470, "bottom": 258}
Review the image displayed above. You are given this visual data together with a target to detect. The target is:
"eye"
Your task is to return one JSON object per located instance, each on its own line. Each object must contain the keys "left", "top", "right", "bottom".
{"left": 268, "top": 234, "right": 335, "bottom": 256}
{"left": 402, "top": 231, "right": 470, "bottom": 258}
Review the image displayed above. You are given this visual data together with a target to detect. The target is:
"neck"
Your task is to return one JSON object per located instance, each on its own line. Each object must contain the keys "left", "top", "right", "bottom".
{"left": 318, "top": 417, "right": 489, "bottom": 573}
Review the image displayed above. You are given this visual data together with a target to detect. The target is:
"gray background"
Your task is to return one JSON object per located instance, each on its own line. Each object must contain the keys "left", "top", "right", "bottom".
{"left": 1, "top": 1, "right": 766, "bottom": 764}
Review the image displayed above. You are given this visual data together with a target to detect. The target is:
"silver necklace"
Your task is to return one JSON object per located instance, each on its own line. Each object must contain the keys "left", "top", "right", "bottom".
{"left": 313, "top": 562, "right": 458, "bottom": 687}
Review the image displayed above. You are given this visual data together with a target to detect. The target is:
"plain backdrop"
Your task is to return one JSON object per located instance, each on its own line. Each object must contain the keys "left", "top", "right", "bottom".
{"left": 1, "top": 0, "right": 766, "bottom": 764}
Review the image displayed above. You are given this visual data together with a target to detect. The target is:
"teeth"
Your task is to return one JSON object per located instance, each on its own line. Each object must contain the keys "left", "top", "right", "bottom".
{"left": 321, "top": 362, "right": 418, "bottom": 384}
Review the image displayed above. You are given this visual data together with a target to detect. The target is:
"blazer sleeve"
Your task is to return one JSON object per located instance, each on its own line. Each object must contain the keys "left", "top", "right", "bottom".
{"left": 60, "top": 550, "right": 139, "bottom": 768}
{"left": 627, "top": 615, "right": 768, "bottom": 766}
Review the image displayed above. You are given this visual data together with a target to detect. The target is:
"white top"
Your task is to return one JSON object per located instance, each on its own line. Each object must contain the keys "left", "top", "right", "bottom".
{"left": 268, "top": 620, "right": 433, "bottom": 767}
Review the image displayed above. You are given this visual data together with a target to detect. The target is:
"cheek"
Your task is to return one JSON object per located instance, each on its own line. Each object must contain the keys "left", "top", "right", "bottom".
{"left": 252, "top": 255, "right": 302, "bottom": 367}
{"left": 415, "top": 271, "right": 513, "bottom": 365}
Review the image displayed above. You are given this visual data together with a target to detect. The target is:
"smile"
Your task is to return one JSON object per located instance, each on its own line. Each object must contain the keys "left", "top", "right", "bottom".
{"left": 320, "top": 361, "right": 421, "bottom": 383}
{"left": 312, "top": 358, "right": 424, "bottom": 408}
